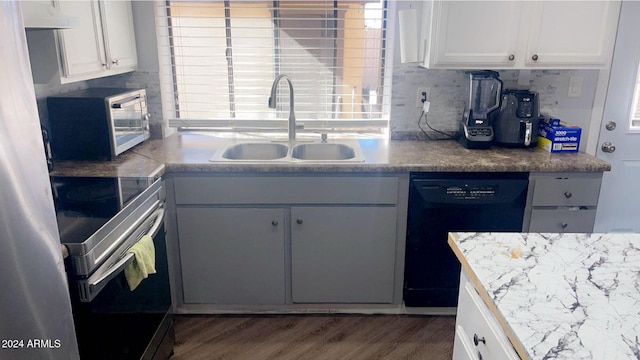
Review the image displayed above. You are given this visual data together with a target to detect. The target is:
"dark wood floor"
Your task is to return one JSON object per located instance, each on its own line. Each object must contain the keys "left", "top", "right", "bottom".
{"left": 171, "top": 314, "right": 455, "bottom": 360}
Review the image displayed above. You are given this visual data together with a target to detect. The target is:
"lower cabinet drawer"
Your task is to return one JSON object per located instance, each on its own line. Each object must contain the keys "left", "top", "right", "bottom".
{"left": 454, "top": 275, "right": 520, "bottom": 360}
{"left": 453, "top": 326, "right": 480, "bottom": 360}
{"left": 531, "top": 176, "right": 602, "bottom": 207}
{"left": 529, "top": 208, "right": 597, "bottom": 233}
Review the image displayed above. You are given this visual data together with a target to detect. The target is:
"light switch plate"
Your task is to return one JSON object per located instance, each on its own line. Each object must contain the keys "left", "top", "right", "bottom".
{"left": 568, "top": 76, "right": 583, "bottom": 98}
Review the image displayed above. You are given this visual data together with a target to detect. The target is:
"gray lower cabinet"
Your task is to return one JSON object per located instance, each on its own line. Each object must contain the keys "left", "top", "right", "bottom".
{"left": 291, "top": 206, "right": 397, "bottom": 303}
{"left": 172, "top": 174, "right": 406, "bottom": 306}
{"left": 177, "top": 207, "right": 286, "bottom": 305}
{"left": 524, "top": 172, "right": 603, "bottom": 233}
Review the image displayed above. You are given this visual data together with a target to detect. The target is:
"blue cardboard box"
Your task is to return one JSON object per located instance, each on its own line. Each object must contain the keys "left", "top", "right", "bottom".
{"left": 538, "top": 118, "right": 581, "bottom": 153}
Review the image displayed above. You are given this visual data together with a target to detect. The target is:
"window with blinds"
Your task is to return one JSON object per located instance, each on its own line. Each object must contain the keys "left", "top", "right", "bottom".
{"left": 156, "top": 0, "right": 391, "bottom": 134}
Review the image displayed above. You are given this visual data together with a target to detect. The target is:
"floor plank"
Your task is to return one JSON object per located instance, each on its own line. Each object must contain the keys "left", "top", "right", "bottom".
{"left": 171, "top": 315, "right": 455, "bottom": 360}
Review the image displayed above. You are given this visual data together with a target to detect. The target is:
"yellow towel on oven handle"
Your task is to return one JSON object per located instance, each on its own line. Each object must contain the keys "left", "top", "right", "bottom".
{"left": 124, "top": 234, "right": 156, "bottom": 291}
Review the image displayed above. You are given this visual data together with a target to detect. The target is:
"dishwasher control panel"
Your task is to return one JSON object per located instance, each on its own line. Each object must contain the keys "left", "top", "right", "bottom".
{"left": 411, "top": 174, "right": 528, "bottom": 205}
{"left": 445, "top": 185, "right": 497, "bottom": 200}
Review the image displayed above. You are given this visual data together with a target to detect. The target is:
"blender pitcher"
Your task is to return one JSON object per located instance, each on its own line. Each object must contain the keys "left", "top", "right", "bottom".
{"left": 459, "top": 71, "right": 502, "bottom": 149}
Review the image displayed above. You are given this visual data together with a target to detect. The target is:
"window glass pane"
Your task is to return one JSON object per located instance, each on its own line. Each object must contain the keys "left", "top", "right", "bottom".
{"left": 169, "top": 2, "right": 229, "bottom": 118}
{"left": 230, "top": 3, "right": 274, "bottom": 119}
{"left": 159, "top": 0, "right": 389, "bottom": 132}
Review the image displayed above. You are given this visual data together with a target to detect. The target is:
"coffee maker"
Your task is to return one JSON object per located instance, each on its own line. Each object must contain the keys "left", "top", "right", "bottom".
{"left": 493, "top": 89, "right": 540, "bottom": 147}
{"left": 459, "top": 71, "right": 502, "bottom": 149}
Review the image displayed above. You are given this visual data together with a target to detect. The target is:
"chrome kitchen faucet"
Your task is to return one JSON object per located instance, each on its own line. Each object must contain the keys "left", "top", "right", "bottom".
{"left": 269, "top": 74, "right": 298, "bottom": 141}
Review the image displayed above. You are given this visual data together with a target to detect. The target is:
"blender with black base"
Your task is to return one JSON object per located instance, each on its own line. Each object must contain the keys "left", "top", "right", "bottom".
{"left": 459, "top": 71, "right": 502, "bottom": 149}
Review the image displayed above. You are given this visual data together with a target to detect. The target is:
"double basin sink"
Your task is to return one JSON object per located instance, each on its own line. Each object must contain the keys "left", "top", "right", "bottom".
{"left": 210, "top": 139, "right": 365, "bottom": 163}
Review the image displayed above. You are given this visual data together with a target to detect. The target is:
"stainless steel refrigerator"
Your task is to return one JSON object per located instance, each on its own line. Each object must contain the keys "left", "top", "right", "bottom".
{"left": 0, "top": 2, "right": 79, "bottom": 359}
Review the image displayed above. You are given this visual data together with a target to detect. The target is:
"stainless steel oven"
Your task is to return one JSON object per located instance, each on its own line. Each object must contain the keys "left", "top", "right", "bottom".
{"left": 52, "top": 176, "right": 173, "bottom": 359}
{"left": 47, "top": 88, "right": 150, "bottom": 161}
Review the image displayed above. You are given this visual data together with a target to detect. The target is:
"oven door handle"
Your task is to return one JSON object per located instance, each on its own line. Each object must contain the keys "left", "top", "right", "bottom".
{"left": 112, "top": 96, "right": 141, "bottom": 109}
{"left": 80, "top": 207, "right": 165, "bottom": 302}
{"left": 143, "top": 207, "right": 165, "bottom": 240}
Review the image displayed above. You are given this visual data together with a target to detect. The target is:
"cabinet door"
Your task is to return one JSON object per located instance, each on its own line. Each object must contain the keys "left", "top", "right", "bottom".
{"left": 291, "top": 206, "right": 397, "bottom": 303}
{"left": 177, "top": 207, "right": 285, "bottom": 305}
{"left": 100, "top": 0, "right": 138, "bottom": 71}
{"left": 56, "top": 0, "right": 106, "bottom": 78}
{"left": 525, "top": 1, "right": 620, "bottom": 67}
{"left": 425, "top": 1, "right": 522, "bottom": 68}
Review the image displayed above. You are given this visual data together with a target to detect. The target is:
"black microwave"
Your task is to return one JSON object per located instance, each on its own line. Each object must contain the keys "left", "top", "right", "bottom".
{"left": 47, "top": 88, "right": 150, "bottom": 161}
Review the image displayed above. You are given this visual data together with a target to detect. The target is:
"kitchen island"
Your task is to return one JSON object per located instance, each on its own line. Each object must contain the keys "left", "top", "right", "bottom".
{"left": 448, "top": 232, "right": 640, "bottom": 360}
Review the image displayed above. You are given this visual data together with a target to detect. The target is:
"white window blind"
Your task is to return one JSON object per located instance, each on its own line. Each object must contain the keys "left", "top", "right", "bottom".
{"left": 155, "top": 0, "right": 391, "bottom": 134}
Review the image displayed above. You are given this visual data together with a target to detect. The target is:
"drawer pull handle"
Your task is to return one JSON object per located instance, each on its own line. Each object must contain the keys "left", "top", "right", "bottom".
{"left": 561, "top": 222, "right": 568, "bottom": 229}
{"left": 564, "top": 191, "right": 572, "bottom": 198}
{"left": 272, "top": 220, "right": 278, "bottom": 227}
{"left": 296, "top": 218, "right": 303, "bottom": 225}
{"left": 473, "top": 333, "right": 486, "bottom": 346}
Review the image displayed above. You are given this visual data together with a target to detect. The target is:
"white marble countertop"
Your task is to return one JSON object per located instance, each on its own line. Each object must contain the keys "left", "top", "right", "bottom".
{"left": 448, "top": 232, "right": 640, "bottom": 360}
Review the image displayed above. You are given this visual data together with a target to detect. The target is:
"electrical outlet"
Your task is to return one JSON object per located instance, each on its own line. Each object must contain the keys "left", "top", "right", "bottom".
{"left": 416, "top": 87, "right": 429, "bottom": 108}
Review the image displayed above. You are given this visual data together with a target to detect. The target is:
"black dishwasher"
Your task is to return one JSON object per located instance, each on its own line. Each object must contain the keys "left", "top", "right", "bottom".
{"left": 404, "top": 172, "right": 528, "bottom": 307}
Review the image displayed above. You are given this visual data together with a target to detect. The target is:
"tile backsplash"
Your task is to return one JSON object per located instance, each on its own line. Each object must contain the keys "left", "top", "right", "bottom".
{"left": 389, "top": 63, "right": 599, "bottom": 151}
{"left": 31, "top": 58, "right": 599, "bottom": 153}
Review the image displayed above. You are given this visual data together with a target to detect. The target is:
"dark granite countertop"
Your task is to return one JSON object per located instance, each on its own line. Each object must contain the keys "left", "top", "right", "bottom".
{"left": 50, "top": 132, "right": 611, "bottom": 178}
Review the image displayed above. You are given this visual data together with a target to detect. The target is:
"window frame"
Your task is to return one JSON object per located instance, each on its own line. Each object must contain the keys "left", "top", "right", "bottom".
{"left": 154, "top": 0, "right": 396, "bottom": 136}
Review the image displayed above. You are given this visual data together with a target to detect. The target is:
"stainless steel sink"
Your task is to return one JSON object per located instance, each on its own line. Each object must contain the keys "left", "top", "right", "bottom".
{"left": 210, "top": 140, "right": 364, "bottom": 163}
{"left": 219, "top": 142, "right": 288, "bottom": 161}
{"left": 291, "top": 143, "right": 357, "bottom": 161}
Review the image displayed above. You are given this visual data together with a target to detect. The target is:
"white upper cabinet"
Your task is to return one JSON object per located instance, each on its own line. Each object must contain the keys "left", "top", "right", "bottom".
{"left": 420, "top": 1, "right": 621, "bottom": 69}
{"left": 56, "top": 1, "right": 107, "bottom": 78}
{"left": 100, "top": 0, "right": 138, "bottom": 71}
{"left": 54, "top": 0, "right": 137, "bottom": 83}
{"left": 524, "top": 2, "right": 620, "bottom": 68}
{"left": 422, "top": 1, "right": 522, "bottom": 68}
{"left": 27, "top": 0, "right": 138, "bottom": 84}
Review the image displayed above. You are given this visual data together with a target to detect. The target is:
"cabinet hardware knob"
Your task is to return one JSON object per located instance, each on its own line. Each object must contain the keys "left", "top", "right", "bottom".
{"left": 473, "top": 334, "right": 486, "bottom": 346}
{"left": 508, "top": 54, "right": 515, "bottom": 61}
{"left": 531, "top": 54, "right": 539, "bottom": 61}
{"left": 296, "top": 218, "right": 303, "bottom": 225}
{"left": 564, "top": 191, "right": 572, "bottom": 198}
{"left": 271, "top": 220, "right": 278, "bottom": 226}
{"left": 561, "top": 222, "right": 568, "bottom": 229}
{"left": 112, "top": 59, "right": 120, "bottom": 66}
